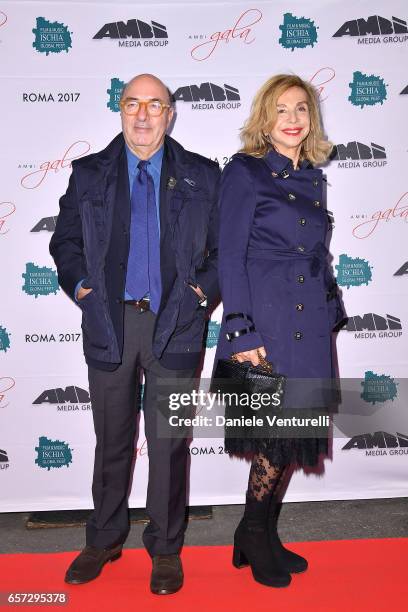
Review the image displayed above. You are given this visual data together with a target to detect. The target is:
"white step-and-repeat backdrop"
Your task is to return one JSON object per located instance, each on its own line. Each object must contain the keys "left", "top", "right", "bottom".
{"left": 1, "top": 0, "right": 407, "bottom": 510}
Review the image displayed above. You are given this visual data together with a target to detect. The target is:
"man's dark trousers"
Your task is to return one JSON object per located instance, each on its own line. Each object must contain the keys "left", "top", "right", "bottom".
{"left": 85, "top": 304, "right": 195, "bottom": 556}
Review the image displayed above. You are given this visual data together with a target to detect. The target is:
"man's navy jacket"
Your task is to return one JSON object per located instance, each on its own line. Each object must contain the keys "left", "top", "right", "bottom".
{"left": 50, "top": 133, "right": 220, "bottom": 371}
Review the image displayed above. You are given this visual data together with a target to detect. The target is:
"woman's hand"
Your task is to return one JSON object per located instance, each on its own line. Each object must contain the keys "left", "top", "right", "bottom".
{"left": 232, "top": 346, "right": 266, "bottom": 366}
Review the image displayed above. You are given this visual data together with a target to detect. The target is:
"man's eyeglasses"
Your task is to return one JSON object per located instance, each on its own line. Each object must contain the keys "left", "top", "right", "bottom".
{"left": 120, "top": 98, "right": 171, "bottom": 117}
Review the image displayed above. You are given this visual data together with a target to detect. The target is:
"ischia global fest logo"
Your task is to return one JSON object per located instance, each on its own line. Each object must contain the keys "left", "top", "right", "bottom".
{"left": 107, "top": 77, "right": 125, "bottom": 112}
{"left": 279, "top": 13, "right": 318, "bottom": 51}
{"left": 348, "top": 71, "right": 387, "bottom": 108}
{"left": 35, "top": 436, "right": 73, "bottom": 470}
{"left": 335, "top": 254, "right": 372, "bottom": 288}
{"left": 22, "top": 263, "right": 59, "bottom": 298}
{"left": 361, "top": 371, "right": 398, "bottom": 405}
{"left": 0, "top": 326, "right": 11, "bottom": 353}
{"left": 206, "top": 321, "right": 220, "bottom": 349}
{"left": 32, "top": 17, "right": 72, "bottom": 55}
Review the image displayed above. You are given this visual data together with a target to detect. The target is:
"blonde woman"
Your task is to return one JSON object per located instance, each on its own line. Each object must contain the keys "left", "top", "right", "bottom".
{"left": 215, "top": 75, "right": 344, "bottom": 587}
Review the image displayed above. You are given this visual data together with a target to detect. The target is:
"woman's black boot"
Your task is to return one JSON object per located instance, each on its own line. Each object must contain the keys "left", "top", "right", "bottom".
{"left": 268, "top": 499, "right": 308, "bottom": 573}
{"left": 232, "top": 497, "right": 291, "bottom": 588}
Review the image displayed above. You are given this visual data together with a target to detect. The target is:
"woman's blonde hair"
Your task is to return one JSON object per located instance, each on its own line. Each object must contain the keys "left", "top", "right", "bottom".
{"left": 240, "top": 74, "right": 332, "bottom": 165}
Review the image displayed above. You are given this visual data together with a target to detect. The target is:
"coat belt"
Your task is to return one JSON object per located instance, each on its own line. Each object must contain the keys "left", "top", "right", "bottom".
{"left": 246, "top": 245, "right": 329, "bottom": 277}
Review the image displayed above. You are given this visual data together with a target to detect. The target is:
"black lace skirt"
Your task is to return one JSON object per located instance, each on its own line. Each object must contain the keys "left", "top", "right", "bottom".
{"left": 224, "top": 405, "right": 331, "bottom": 467}
{"left": 224, "top": 435, "right": 329, "bottom": 467}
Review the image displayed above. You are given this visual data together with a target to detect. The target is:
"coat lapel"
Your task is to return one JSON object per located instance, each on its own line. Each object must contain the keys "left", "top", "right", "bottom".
{"left": 114, "top": 147, "right": 130, "bottom": 230}
{"left": 160, "top": 137, "right": 206, "bottom": 241}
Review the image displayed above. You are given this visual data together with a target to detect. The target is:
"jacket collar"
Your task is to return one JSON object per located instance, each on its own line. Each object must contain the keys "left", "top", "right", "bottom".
{"left": 263, "top": 147, "right": 313, "bottom": 175}
{"left": 90, "top": 132, "right": 199, "bottom": 190}
{"left": 94, "top": 132, "right": 189, "bottom": 164}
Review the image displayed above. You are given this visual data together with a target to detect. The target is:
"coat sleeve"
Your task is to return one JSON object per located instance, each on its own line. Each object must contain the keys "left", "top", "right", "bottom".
{"left": 324, "top": 264, "right": 346, "bottom": 330}
{"left": 193, "top": 162, "right": 221, "bottom": 307}
{"left": 218, "top": 157, "right": 263, "bottom": 353}
{"left": 49, "top": 167, "right": 88, "bottom": 301}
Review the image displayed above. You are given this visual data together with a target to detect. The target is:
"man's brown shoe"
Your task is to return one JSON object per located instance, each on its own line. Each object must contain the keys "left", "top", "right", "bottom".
{"left": 150, "top": 554, "right": 183, "bottom": 595}
{"left": 64, "top": 545, "right": 122, "bottom": 584}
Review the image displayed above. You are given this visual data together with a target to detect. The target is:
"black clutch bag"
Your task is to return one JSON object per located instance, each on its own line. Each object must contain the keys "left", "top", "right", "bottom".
{"left": 213, "top": 353, "right": 286, "bottom": 398}
{"left": 212, "top": 351, "right": 286, "bottom": 439}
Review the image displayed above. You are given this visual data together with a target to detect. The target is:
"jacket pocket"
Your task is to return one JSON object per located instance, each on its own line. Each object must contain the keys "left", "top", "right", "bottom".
{"left": 177, "top": 284, "right": 201, "bottom": 326}
{"left": 78, "top": 290, "right": 110, "bottom": 350}
{"left": 172, "top": 285, "right": 206, "bottom": 347}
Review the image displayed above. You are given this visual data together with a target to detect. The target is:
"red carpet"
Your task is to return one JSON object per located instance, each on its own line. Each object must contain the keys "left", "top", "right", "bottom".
{"left": 0, "top": 540, "right": 407, "bottom": 611}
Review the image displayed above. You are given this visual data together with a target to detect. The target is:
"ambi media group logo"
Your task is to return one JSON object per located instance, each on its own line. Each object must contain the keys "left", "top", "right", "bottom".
{"left": 395, "top": 262, "right": 408, "bottom": 276}
{"left": 22, "top": 263, "right": 59, "bottom": 298}
{"left": 343, "top": 313, "right": 402, "bottom": 340}
{"left": 342, "top": 431, "right": 408, "bottom": 456}
{"left": 0, "top": 448, "right": 9, "bottom": 471}
{"left": 31, "top": 216, "right": 58, "bottom": 233}
{"left": 32, "top": 17, "right": 72, "bottom": 55}
{"left": 331, "top": 142, "right": 387, "bottom": 169}
{"left": 335, "top": 254, "right": 373, "bottom": 288}
{"left": 348, "top": 71, "right": 387, "bottom": 108}
{"left": 33, "top": 386, "right": 91, "bottom": 412}
{"left": 333, "top": 15, "right": 408, "bottom": 45}
{"left": 173, "top": 82, "right": 241, "bottom": 111}
{"left": 93, "top": 18, "right": 168, "bottom": 48}
{"left": 279, "top": 13, "right": 318, "bottom": 51}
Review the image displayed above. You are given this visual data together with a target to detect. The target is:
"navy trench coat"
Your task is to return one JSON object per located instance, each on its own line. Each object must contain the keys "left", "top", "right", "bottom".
{"left": 215, "top": 149, "right": 344, "bottom": 409}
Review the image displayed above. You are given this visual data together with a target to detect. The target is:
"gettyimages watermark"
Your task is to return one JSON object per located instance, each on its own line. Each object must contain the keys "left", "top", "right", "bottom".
{"left": 168, "top": 389, "right": 282, "bottom": 411}
{"left": 155, "top": 377, "right": 408, "bottom": 440}
{"left": 166, "top": 391, "right": 329, "bottom": 439}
